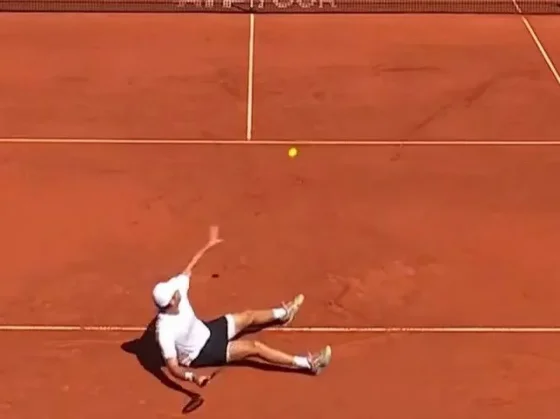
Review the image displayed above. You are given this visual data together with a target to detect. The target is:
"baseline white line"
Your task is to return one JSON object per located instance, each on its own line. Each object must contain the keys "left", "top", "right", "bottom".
{"left": 3, "top": 325, "right": 560, "bottom": 333}
{"left": 512, "top": 0, "right": 560, "bottom": 86}
{"left": 246, "top": 12, "right": 256, "bottom": 141}
{"left": 1, "top": 138, "right": 560, "bottom": 146}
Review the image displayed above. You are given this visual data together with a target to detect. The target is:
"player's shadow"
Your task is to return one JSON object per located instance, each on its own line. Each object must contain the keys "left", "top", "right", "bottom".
{"left": 225, "top": 359, "right": 311, "bottom": 375}
{"left": 120, "top": 316, "right": 203, "bottom": 402}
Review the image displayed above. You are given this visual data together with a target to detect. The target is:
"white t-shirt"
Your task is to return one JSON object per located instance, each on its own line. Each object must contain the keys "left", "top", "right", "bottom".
{"left": 155, "top": 274, "right": 210, "bottom": 366}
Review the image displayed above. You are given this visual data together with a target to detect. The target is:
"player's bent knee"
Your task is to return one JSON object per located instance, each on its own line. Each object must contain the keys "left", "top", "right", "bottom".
{"left": 226, "top": 339, "right": 259, "bottom": 361}
{"left": 242, "top": 310, "right": 256, "bottom": 325}
{"left": 233, "top": 310, "right": 255, "bottom": 329}
{"left": 252, "top": 340, "right": 265, "bottom": 351}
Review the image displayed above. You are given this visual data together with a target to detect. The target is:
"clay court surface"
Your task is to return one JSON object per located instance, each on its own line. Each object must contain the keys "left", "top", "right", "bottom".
{"left": 1, "top": 8, "right": 560, "bottom": 419}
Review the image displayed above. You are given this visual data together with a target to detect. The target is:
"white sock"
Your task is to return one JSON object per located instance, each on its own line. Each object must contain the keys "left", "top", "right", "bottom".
{"left": 293, "top": 356, "right": 311, "bottom": 369}
{"left": 272, "top": 307, "right": 287, "bottom": 319}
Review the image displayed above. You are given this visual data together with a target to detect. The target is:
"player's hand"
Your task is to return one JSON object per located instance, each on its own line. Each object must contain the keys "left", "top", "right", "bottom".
{"left": 193, "top": 374, "right": 211, "bottom": 387}
{"left": 208, "top": 225, "right": 223, "bottom": 246}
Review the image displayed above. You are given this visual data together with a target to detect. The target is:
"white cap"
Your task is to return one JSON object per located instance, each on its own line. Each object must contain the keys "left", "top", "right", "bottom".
{"left": 152, "top": 281, "right": 176, "bottom": 308}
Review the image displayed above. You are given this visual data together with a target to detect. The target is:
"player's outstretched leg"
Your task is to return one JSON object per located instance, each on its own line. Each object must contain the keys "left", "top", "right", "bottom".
{"left": 227, "top": 339, "right": 332, "bottom": 375}
{"left": 228, "top": 294, "right": 304, "bottom": 338}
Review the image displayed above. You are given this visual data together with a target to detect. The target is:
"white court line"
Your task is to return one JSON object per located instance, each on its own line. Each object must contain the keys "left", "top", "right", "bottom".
{"left": 246, "top": 12, "right": 256, "bottom": 141}
{"left": 512, "top": 0, "right": 560, "bottom": 86}
{"left": 1, "top": 138, "right": 560, "bottom": 146}
{"left": 2, "top": 325, "right": 560, "bottom": 333}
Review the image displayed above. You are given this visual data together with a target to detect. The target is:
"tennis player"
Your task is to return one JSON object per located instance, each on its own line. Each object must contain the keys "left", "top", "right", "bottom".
{"left": 152, "top": 226, "right": 332, "bottom": 387}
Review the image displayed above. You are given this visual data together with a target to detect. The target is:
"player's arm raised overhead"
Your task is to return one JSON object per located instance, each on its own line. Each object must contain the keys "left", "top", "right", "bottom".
{"left": 182, "top": 225, "right": 223, "bottom": 277}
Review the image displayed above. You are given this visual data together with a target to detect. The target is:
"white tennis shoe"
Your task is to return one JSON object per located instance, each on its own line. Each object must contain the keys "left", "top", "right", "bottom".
{"left": 281, "top": 294, "right": 305, "bottom": 325}
{"left": 308, "top": 345, "right": 332, "bottom": 375}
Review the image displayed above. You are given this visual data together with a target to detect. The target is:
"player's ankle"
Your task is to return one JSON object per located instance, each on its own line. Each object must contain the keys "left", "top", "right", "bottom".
{"left": 293, "top": 356, "right": 311, "bottom": 369}
{"left": 272, "top": 307, "right": 288, "bottom": 320}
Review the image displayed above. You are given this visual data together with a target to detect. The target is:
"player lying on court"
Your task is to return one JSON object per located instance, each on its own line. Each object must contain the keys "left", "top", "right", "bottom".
{"left": 152, "top": 226, "right": 332, "bottom": 387}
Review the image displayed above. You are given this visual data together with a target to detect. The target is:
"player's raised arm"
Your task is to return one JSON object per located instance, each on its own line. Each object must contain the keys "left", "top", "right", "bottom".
{"left": 182, "top": 225, "right": 223, "bottom": 277}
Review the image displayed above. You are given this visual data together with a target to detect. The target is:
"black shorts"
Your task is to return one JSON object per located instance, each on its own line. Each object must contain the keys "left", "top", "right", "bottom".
{"left": 190, "top": 316, "right": 229, "bottom": 368}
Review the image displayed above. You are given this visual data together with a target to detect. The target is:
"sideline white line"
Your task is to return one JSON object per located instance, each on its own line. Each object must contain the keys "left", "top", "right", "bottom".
{"left": 512, "top": 0, "right": 560, "bottom": 86}
{"left": 1, "top": 139, "right": 560, "bottom": 146}
{"left": 246, "top": 12, "right": 256, "bottom": 141}
{"left": 3, "top": 325, "right": 560, "bottom": 333}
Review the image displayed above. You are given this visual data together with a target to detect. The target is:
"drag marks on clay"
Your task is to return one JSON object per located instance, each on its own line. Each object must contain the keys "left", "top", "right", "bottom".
{"left": 326, "top": 257, "right": 446, "bottom": 318}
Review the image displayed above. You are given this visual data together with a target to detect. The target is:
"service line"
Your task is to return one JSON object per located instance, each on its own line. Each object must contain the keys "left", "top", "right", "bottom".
{"left": 3, "top": 325, "right": 560, "bottom": 333}
{"left": 1, "top": 138, "right": 560, "bottom": 145}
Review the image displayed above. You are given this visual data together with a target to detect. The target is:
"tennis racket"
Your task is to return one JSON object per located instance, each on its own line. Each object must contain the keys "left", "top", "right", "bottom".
{"left": 182, "top": 396, "right": 204, "bottom": 414}
{"left": 181, "top": 368, "right": 224, "bottom": 414}
{"left": 200, "top": 367, "right": 224, "bottom": 387}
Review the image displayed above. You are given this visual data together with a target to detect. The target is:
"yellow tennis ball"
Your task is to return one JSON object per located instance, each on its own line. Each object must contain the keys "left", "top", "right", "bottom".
{"left": 288, "top": 147, "right": 298, "bottom": 158}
